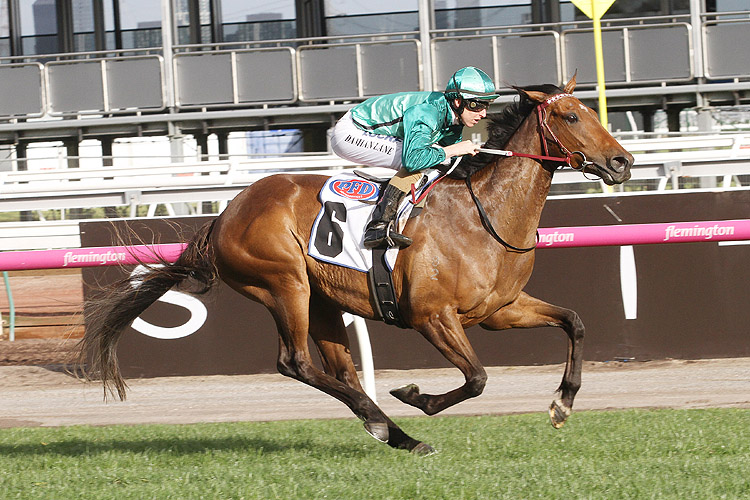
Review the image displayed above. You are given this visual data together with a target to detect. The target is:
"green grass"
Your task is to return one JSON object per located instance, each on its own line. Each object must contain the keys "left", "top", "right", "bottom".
{"left": 1, "top": 409, "right": 748, "bottom": 499}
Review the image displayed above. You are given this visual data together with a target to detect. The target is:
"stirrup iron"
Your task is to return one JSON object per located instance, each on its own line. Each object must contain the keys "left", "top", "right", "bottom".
{"left": 364, "top": 220, "right": 412, "bottom": 249}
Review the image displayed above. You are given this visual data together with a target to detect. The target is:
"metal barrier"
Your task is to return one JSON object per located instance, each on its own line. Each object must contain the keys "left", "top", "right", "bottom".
{"left": 297, "top": 40, "right": 421, "bottom": 102}
{"left": 562, "top": 23, "right": 693, "bottom": 85}
{"left": 174, "top": 47, "right": 297, "bottom": 108}
{"left": 1, "top": 15, "right": 747, "bottom": 118}
{"left": 0, "top": 243, "right": 185, "bottom": 271}
{"left": 0, "top": 154, "right": 363, "bottom": 215}
{"left": 702, "top": 19, "right": 750, "bottom": 80}
{"left": 0, "top": 63, "right": 45, "bottom": 117}
{"left": 0, "top": 220, "right": 81, "bottom": 252}
{"left": 45, "top": 55, "right": 166, "bottom": 116}
{"left": 431, "top": 31, "right": 560, "bottom": 89}
{"left": 2, "top": 219, "right": 747, "bottom": 270}
{"left": 1, "top": 133, "right": 749, "bottom": 215}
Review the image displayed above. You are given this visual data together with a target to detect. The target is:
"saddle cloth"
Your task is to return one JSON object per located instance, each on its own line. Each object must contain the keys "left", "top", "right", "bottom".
{"left": 308, "top": 170, "right": 441, "bottom": 273}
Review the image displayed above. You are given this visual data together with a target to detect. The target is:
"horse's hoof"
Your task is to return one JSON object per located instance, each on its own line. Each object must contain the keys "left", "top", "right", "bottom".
{"left": 410, "top": 442, "right": 437, "bottom": 456}
{"left": 363, "top": 421, "right": 389, "bottom": 443}
{"left": 390, "top": 383, "right": 420, "bottom": 403}
{"left": 549, "top": 399, "right": 572, "bottom": 429}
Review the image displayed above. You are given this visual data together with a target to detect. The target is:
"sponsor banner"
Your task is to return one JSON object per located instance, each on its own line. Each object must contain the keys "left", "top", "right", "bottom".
{"left": 2, "top": 220, "right": 747, "bottom": 271}
{"left": 2, "top": 220, "right": 748, "bottom": 271}
{"left": 328, "top": 178, "right": 379, "bottom": 201}
{"left": 538, "top": 219, "right": 750, "bottom": 248}
{"left": 0, "top": 243, "right": 186, "bottom": 271}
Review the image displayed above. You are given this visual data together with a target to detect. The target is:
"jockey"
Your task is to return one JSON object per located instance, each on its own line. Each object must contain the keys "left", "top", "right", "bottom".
{"left": 331, "top": 66, "right": 499, "bottom": 249}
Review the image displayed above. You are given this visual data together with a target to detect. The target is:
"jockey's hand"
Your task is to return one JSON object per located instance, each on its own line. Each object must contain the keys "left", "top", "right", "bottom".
{"left": 440, "top": 140, "right": 479, "bottom": 159}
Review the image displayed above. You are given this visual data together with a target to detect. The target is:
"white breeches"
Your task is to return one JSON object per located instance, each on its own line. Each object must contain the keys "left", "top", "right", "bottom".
{"left": 331, "top": 111, "right": 403, "bottom": 170}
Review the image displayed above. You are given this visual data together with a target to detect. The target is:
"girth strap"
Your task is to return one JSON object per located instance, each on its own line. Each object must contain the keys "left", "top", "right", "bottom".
{"left": 368, "top": 248, "right": 408, "bottom": 328}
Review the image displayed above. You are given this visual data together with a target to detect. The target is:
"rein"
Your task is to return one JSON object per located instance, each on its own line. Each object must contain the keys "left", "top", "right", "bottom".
{"left": 465, "top": 173, "right": 539, "bottom": 253}
{"left": 467, "top": 93, "right": 590, "bottom": 253}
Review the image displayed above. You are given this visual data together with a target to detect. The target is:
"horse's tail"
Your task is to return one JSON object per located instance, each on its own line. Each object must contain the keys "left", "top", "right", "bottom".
{"left": 77, "top": 220, "right": 219, "bottom": 400}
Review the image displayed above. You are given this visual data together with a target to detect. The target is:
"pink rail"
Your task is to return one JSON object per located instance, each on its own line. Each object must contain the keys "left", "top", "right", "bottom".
{"left": 0, "top": 243, "right": 187, "bottom": 271}
{"left": 536, "top": 219, "right": 750, "bottom": 248}
{"left": 0, "top": 219, "right": 748, "bottom": 271}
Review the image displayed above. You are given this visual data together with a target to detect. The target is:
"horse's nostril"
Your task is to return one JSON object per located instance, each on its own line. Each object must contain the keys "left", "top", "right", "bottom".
{"left": 610, "top": 156, "right": 630, "bottom": 173}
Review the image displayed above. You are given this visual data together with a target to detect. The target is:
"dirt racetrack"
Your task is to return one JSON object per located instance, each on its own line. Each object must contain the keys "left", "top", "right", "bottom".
{"left": 1, "top": 337, "right": 749, "bottom": 428}
{"left": 0, "top": 271, "right": 749, "bottom": 428}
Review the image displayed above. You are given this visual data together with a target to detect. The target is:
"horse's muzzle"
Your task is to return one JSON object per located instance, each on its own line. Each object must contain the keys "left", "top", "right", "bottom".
{"left": 596, "top": 153, "right": 633, "bottom": 185}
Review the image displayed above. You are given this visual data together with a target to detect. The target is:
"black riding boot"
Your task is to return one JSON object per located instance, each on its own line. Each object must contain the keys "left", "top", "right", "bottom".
{"left": 364, "top": 184, "right": 413, "bottom": 249}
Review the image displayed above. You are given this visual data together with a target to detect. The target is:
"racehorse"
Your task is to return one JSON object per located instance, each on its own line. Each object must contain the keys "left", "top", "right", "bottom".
{"left": 78, "top": 75, "right": 632, "bottom": 455}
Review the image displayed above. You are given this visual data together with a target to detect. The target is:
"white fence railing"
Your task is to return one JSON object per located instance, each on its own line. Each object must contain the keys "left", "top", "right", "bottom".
{"left": 2, "top": 134, "right": 750, "bottom": 250}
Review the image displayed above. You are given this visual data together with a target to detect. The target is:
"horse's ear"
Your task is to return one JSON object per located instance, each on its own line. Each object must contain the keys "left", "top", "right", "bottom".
{"left": 515, "top": 87, "right": 548, "bottom": 103}
{"left": 563, "top": 71, "right": 577, "bottom": 94}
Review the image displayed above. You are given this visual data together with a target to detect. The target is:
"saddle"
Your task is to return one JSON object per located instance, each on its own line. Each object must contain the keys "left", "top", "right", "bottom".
{"left": 308, "top": 166, "right": 454, "bottom": 328}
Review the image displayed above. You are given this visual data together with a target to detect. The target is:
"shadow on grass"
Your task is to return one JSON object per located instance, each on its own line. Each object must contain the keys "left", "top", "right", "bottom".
{"left": 0, "top": 433, "right": 375, "bottom": 459}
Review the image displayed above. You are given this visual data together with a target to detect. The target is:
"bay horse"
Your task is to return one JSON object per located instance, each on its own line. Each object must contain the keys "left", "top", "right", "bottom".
{"left": 78, "top": 75, "right": 632, "bottom": 455}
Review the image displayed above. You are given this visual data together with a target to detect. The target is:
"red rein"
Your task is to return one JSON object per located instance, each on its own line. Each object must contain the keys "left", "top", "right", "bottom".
{"left": 411, "top": 93, "right": 582, "bottom": 205}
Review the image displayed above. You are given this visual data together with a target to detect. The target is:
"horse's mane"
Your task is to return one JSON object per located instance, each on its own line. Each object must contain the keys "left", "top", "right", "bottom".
{"left": 449, "top": 83, "right": 565, "bottom": 179}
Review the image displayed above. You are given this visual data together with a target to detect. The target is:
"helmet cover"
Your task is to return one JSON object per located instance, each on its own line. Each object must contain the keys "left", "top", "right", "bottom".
{"left": 445, "top": 67, "right": 499, "bottom": 101}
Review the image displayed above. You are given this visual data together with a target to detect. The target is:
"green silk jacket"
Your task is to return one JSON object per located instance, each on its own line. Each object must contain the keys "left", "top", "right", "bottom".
{"left": 349, "top": 91, "right": 463, "bottom": 172}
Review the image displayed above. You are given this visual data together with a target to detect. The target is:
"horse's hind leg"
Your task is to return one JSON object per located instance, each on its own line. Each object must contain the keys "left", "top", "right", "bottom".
{"left": 479, "top": 291, "right": 584, "bottom": 429}
{"left": 307, "top": 294, "right": 432, "bottom": 454}
{"left": 271, "top": 291, "right": 375, "bottom": 421}
{"left": 391, "top": 307, "right": 488, "bottom": 415}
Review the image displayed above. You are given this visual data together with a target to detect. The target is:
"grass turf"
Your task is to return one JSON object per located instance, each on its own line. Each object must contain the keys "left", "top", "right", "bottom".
{"left": 1, "top": 408, "right": 748, "bottom": 499}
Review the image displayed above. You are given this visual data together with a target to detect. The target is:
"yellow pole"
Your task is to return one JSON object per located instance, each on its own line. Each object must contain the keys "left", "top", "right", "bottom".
{"left": 592, "top": 9, "right": 608, "bottom": 128}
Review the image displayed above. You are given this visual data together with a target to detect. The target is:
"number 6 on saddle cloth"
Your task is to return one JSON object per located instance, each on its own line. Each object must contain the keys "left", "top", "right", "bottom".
{"left": 308, "top": 169, "right": 444, "bottom": 326}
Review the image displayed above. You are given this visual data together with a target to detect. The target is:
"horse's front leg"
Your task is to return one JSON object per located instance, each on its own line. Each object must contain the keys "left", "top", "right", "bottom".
{"left": 480, "top": 291, "right": 584, "bottom": 428}
{"left": 391, "top": 308, "right": 487, "bottom": 415}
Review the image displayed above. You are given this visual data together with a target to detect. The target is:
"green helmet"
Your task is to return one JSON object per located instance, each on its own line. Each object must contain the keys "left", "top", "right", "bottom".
{"left": 445, "top": 67, "right": 499, "bottom": 101}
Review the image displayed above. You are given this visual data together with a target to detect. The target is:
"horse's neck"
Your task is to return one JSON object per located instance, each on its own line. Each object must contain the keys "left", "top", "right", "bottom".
{"left": 475, "top": 115, "right": 554, "bottom": 240}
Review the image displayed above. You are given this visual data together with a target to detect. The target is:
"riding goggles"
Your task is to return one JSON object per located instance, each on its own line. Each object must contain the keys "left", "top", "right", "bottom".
{"left": 465, "top": 99, "right": 492, "bottom": 112}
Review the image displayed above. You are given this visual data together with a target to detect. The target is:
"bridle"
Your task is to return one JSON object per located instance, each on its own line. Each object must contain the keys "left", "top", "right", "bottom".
{"left": 468, "top": 93, "right": 595, "bottom": 253}
{"left": 478, "top": 93, "right": 595, "bottom": 171}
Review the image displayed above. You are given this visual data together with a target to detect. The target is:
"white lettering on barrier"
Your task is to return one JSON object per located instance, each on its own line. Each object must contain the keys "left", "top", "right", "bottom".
{"left": 128, "top": 265, "right": 207, "bottom": 340}
{"left": 539, "top": 231, "right": 575, "bottom": 246}
{"left": 63, "top": 250, "right": 127, "bottom": 267}
{"left": 663, "top": 224, "right": 735, "bottom": 242}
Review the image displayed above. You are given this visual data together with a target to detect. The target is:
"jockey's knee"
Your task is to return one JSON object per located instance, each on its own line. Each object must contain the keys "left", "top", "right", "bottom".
{"left": 390, "top": 168, "right": 422, "bottom": 192}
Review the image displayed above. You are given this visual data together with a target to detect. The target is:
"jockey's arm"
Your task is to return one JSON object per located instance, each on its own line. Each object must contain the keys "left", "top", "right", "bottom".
{"left": 439, "top": 140, "right": 479, "bottom": 158}
{"left": 401, "top": 107, "right": 450, "bottom": 172}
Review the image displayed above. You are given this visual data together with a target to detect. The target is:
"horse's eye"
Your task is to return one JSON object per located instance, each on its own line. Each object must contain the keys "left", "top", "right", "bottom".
{"left": 565, "top": 113, "right": 578, "bottom": 124}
